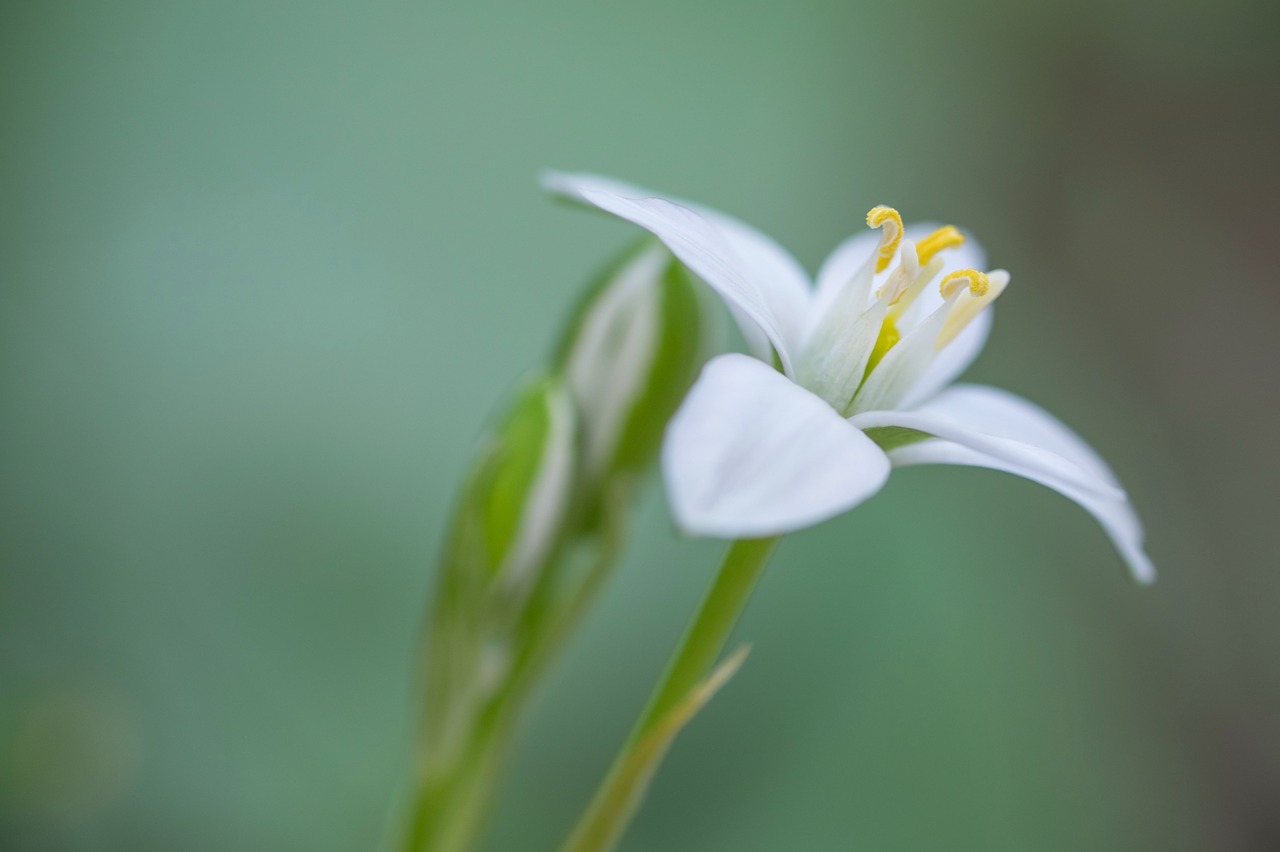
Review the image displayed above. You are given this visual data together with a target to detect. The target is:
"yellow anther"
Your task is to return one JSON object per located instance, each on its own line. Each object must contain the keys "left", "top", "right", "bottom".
{"left": 936, "top": 269, "right": 1010, "bottom": 349}
{"left": 866, "top": 205, "right": 903, "bottom": 273}
{"left": 939, "top": 269, "right": 989, "bottom": 299}
{"left": 915, "top": 226, "right": 965, "bottom": 265}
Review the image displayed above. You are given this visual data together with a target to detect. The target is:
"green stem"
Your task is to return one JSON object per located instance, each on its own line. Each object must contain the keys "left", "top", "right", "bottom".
{"left": 562, "top": 536, "right": 780, "bottom": 852}
{"left": 399, "top": 503, "right": 627, "bottom": 852}
{"left": 401, "top": 712, "right": 510, "bottom": 852}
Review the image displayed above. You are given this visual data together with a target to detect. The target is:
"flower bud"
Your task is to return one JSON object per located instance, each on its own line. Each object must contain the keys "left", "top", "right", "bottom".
{"left": 445, "top": 375, "right": 577, "bottom": 594}
{"left": 554, "top": 238, "right": 714, "bottom": 499}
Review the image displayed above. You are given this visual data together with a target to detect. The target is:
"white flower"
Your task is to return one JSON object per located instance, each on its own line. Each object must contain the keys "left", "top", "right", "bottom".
{"left": 543, "top": 173, "right": 1155, "bottom": 583}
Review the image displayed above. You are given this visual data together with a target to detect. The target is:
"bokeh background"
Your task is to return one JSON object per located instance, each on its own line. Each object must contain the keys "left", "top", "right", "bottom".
{"left": 3, "top": 1, "right": 1278, "bottom": 850}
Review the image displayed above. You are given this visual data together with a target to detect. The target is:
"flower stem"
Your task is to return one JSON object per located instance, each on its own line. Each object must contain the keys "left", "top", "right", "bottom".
{"left": 400, "top": 709, "right": 510, "bottom": 852}
{"left": 562, "top": 536, "right": 780, "bottom": 852}
{"left": 398, "top": 508, "right": 627, "bottom": 852}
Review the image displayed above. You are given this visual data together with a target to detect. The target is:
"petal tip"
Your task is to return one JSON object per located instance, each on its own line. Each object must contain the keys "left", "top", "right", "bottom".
{"left": 539, "top": 169, "right": 581, "bottom": 197}
{"left": 1129, "top": 555, "right": 1157, "bottom": 585}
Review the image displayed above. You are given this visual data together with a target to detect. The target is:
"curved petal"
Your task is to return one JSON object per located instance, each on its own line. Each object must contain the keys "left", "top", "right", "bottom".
{"left": 663, "top": 354, "right": 891, "bottom": 538}
{"left": 543, "top": 172, "right": 810, "bottom": 374}
{"left": 725, "top": 302, "right": 776, "bottom": 364}
{"left": 811, "top": 229, "right": 879, "bottom": 322}
{"left": 862, "top": 384, "right": 1153, "bottom": 582}
{"left": 851, "top": 408, "right": 1123, "bottom": 501}
{"left": 887, "top": 439, "right": 1154, "bottom": 584}
{"left": 914, "top": 384, "right": 1124, "bottom": 487}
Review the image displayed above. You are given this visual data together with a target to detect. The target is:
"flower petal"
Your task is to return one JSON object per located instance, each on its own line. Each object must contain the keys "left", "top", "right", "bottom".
{"left": 864, "top": 385, "right": 1154, "bottom": 582}
{"left": 663, "top": 354, "right": 891, "bottom": 538}
{"left": 914, "top": 385, "right": 1124, "bottom": 486}
{"left": 888, "top": 440, "right": 1154, "bottom": 583}
{"left": 851, "top": 408, "right": 1123, "bottom": 501}
{"left": 725, "top": 302, "right": 776, "bottom": 365}
{"left": 811, "top": 229, "right": 880, "bottom": 322}
{"left": 543, "top": 172, "right": 810, "bottom": 375}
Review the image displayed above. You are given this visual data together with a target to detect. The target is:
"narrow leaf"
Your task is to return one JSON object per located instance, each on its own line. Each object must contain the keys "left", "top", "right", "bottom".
{"left": 560, "top": 646, "right": 751, "bottom": 852}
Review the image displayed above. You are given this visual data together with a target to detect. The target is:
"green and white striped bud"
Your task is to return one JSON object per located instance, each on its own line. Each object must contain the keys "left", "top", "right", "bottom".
{"left": 555, "top": 238, "right": 714, "bottom": 504}
{"left": 450, "top": 375, "right": 577, "bottom": 597}
{"left": 419, "top": 376, "right": 576, "bottom": 771}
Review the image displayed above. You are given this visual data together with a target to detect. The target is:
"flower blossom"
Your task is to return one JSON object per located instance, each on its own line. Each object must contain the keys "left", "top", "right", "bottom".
{"left": 543, "top": 173, "right": 1155, "bottom": 583}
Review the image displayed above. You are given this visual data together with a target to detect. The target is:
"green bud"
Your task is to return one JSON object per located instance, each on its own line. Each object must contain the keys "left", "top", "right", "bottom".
{"left": 419, "top": 376, "right": 577, "bottom": 756}
{"left": 448, "top": 375, "right": 577, "bottom": 589}
{"left": 554, "top": 238, "right": 713, "bottom": 495}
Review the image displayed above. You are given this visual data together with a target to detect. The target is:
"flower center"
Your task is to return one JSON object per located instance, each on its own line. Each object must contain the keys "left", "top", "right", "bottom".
{"left": 867, "top": 213, "right": 1009, "bottom": 358}
{"left": 882, "top": 224, "right": 964, "bottom": 321}
{"left": 804, "top": 208, "right": 1010, "bottom": 414}
{"left": 854, "top": 219, "right": 982, "bottom": 386}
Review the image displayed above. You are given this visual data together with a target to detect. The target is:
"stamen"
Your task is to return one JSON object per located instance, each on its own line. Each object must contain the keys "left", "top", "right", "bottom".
{"left": 939, "top": 269, "right": 990, "bottom": 299}
{"left": 887, "top": 256, "right": 944, "bottom": 321}
{"left": 866, "top": 205, "right": 903, "bottom": 273}
{"left": 936, "top": 269, "right": 1009, "bottom": 349}
{"left": 915, "top": 226, "right": 965, "bottom": 265}
{"left": 875, "top": 239, "right": 919, "bottom": 305}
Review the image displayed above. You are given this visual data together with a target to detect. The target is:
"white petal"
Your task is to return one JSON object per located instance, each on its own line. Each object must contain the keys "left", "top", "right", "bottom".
{"left": 663, "top": 354, "right": 891, "bottom": 538}
{"left": 811, "top": 229, "right": 880, "bottom": 322}
{"left": 543, "top": 172, "right": 810, "bottom": 375}
{"left": 914, "top": 384, "right": 1123, "bottom": 488}
{"left": 865, "top": 384, "right": 1153, "bottom": 582}
{"left": 851, "top": 408, "right": 1122, "bottom": 500}
{"left": 725, "top": 302, "right": 776, "bottom": 364}
{"left": 887, "top": 440, "right": 1154, "bottom": 584}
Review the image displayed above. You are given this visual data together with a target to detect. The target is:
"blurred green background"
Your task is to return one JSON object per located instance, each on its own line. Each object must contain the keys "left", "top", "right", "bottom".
{"left": 3, "top": 1, "right": 1278, "bottom": 850}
